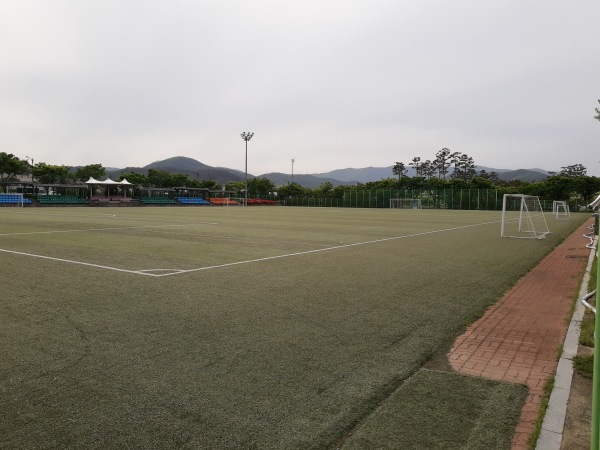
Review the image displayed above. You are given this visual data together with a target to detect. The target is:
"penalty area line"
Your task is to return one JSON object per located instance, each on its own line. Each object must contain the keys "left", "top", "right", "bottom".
{"left": 0, "top": 248, "right": 158, "bottom": 276}
{"left": 154, "top": 219, "right": 501, "bottom": 277}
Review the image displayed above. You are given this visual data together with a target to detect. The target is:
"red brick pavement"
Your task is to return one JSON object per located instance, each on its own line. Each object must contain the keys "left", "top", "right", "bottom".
{"left": 447, "top": 218, "right": 594, "bottom": 449}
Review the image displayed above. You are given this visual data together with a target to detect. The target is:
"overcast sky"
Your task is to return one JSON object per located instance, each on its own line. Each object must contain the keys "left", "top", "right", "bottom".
{"left": 2, "top": 0, "right": 599, "bottom": 177}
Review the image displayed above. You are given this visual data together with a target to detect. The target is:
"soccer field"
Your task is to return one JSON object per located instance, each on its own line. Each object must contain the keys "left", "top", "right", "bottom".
{"left": 0, "top": 206, "right": 587, "bottom": 448}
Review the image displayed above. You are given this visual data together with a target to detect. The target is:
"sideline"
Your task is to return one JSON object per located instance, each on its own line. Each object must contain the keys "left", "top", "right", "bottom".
{"left": 535, "top": 234, "right": 597, "bottom": 449}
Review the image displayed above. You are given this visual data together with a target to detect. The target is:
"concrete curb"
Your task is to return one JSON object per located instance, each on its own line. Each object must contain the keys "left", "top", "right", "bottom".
{"left": 535, "top": 235, "right": 597, "bottom": 450}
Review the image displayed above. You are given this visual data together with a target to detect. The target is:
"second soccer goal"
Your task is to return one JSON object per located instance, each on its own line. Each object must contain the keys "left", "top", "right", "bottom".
{"left": 390, "top": 198, "right": 422, "bottom": 209}
{"left": 500, "top": 194, "right": 550, "bottom": 239}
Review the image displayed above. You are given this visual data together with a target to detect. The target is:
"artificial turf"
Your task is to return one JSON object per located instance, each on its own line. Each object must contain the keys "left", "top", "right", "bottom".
{"left": 343, "top": 369, "right": 527, "bottom": 450}
{"left": 0, "top": 207, "right": 588, "bottom": 448}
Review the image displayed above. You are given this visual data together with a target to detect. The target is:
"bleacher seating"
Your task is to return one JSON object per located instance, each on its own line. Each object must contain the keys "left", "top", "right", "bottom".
{"left": 0, "top": 194, "right": 32, "bottom": 205}
{"left": 36, "top": 195, "right": 88, "bottom": 205}
{"left": 89, "top": 196, "right": 110, "bottom": 203}
{"left": 246, "top": 199, "right": 279, "bottom": 205}
{"left": 177, "top": 197, "right": 211, "bottom": 205}
{"left": 209, "top": 198, "right": 240, "bottom": 205}
{"left": 139, "top": 196, "right": 177, "bottom": 205}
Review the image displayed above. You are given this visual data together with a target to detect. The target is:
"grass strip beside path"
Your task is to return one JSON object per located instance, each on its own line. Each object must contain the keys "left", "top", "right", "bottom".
{"left": 343, "top": 369, "right": 527, "bottom": 450}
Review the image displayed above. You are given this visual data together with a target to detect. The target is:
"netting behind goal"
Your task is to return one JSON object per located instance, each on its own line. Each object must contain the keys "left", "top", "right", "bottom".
{"left": 390, "top": 198, "right": 422, "bottom": 209}
{"left": 501, "top": 194, "right": 550, "bottom": 239}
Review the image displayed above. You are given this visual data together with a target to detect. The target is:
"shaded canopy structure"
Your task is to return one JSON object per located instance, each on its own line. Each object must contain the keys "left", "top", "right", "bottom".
{"left": 85, "top": 177, "right": 134, "bottom": 198}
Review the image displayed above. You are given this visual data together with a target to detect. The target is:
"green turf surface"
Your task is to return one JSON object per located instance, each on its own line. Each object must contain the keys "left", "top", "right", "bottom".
{"left": 343, "top": 369, "right": 527, "bottom": 450}
{"left": 0, "top": 207, "right": 588, "bottom": 448}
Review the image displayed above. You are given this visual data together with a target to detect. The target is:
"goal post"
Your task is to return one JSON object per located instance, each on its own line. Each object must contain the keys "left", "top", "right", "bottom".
{"left": 0, "top": 193, "right": 25, "bottom": 207}
{"left": 390, "top": 198, "right": 422, "bottom": 209}
{"left": 552, "top": 201, "right": 571, "bottom": 220}
{"left": 501, "top": 194, "right": 550, "bottom": 239}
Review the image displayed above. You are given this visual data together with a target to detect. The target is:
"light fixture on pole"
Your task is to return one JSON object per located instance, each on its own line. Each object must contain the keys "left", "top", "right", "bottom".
{"left": 291, "top": 158, "right": 295, "bottom": 182}
{"left": 240, "top": 131, "right": 254, "bottom": 207}
{"left": 25, "top": 156, "right": 34, "bottom": 182}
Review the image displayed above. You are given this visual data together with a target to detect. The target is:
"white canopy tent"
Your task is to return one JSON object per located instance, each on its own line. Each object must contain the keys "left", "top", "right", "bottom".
{"left": 85, "top": 177, "right": 133, "bottom": 198}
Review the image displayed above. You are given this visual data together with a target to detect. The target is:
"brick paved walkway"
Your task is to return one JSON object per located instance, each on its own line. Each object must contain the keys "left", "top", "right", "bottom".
{"left": 447, "top": 218, "right": 594, "bottom": 449}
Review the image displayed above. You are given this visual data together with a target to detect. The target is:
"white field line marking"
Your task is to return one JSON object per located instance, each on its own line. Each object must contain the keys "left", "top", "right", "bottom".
{"left": 6, "top": 209, "right": 219, "bottom": 224}
{"left": 152, "top": 219, "right": 501, "bottom": 277}
{"left": 0, "top": 248, "right": 156, "bottom": 276}
{"left": 0, "top": 222, "right": 217, "bottom": 237}
{"left": 0, "top": 219, "right": 500, "bottom": 278}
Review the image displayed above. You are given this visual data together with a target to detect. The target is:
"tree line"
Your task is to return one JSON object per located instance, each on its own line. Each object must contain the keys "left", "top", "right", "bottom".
{"left": 1, "top": 150, "right": 599, "bottom": 204}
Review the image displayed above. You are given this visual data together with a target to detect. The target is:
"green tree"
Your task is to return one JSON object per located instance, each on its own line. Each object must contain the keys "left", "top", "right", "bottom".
{"left": 539, "top": 176, "right": 574, "bottom": 201}
{"left": 573, "top": 176, "right": 600, "bottom": 204}
{"left": 314, "top": 181, "right": 334, "bottom": 197}
{"left": 559, "top": 164, "right": 587, "bottom": 177}
{"left": 469, "top": 176, "right": 495, "bottom": 189}
{"left": 392, "top": 162, "right": 407, "bottom": 183}
{"left": 402, "top": 176, "right": 427, "bottom": 190}
{"left": 226, "top": 181, "right": 245, "bottom": 194}
{"left": 434, "top": 148, "right": 453, "bottom": 179}
{"left": 421, "top": 160, "right": 436, "bottom": 179}
{"left": 0, "top": 153, "right": 28, "bottom": 182}
{"left": 367, "top": 178, "right": 400, "bottom": 190}
{"left": 32, "top": 163, "right": 72, "bottom": 184}
{"left": 147, "top": 169, "right": 173, "bottom": 188}
{"left": 409, "top": 157, "right": 421, "bottom": 177}
{"left": 74, "top": 164, "right": 106, "bottom": 182}
{"left": 118, "top": 171, "right": 147, "bottom": 186}
{"left": 331, "top": 184, "right": 350, "bottom": 198}
{"left": 196, "top": 179, "right": 221, "bottom": 190}
{"left": 451, "top": 153, "right": 476, "bottom": 181}
{"left": 247, "top": 177, "right": 275, "bottom": 195}
{"left": 277, "top": 182, "right": 306, "bottom": 197}
{"left": 170, "top": 173, "right": 191, "bottom": 187}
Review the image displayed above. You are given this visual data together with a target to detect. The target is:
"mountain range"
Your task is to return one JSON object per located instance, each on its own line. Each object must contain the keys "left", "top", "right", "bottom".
{"left": 106, "top": 156, "right": 549, "bottom": 189}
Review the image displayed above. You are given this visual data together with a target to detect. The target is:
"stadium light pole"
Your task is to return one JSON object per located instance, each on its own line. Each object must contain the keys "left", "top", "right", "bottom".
{"left": 291, "top": 158, "right": 295, "bottom": 182}
{"left": 25, "top": 156, "right": 34, "bottom": 182}
{"left": 240, "top": 131, "right": 254, "bottom": 207}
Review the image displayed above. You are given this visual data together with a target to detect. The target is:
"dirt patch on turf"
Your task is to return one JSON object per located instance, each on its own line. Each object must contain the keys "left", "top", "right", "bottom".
{"left": 561, "top": 344, "right": 593, "bottom": 450}
{"left": 561, "top": 371, "right": 592, "bottom": 450}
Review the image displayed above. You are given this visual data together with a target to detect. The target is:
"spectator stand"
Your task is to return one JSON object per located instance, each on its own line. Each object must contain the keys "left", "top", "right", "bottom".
{"left": 34, "top": 183, "right": 89, "bottom": 205}
{"left": 0, "top": 181, "right": 89, "bottom": 206}
{"left": 174, "top": 187, "right": 211, "bottom": 205}
{"left": 209, "top": 190, "right": 241, "bottom": 206}
{"left": 138, "top": 188, "right": 177, "bottom": 205}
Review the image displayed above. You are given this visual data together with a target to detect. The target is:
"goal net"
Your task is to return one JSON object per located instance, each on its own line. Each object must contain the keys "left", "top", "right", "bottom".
{"left": 390, "top": 198, "right": 422, "bottom": 209}
{"left": 552, "top": 201, "right": 570, "bottom": 220}
{"left": 501, "top": 194, "right": 550, "bottom": 239}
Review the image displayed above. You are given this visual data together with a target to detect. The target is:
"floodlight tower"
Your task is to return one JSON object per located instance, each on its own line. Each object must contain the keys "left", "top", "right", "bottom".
{"left": 240, "top": 131, "right": 254, "bottom": 207}
{"left": 25, "top": 156, "right": 34, "bottom": 182}
{"left": 291, "top": 158, "right": 295, "bottom": 181}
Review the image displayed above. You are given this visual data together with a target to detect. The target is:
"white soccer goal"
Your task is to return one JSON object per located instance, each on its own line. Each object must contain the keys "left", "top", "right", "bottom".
{"left": 552, "top": 201, "right": 571, "bottom": 220}
{"left": 390, "top": 198, "right": 422, "bottom": 209}
{"left": 0, "top": 193, "right": 25, "bottom": 207}
{"left": 501, "top": 194, "right": 550, "bottom": 239}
